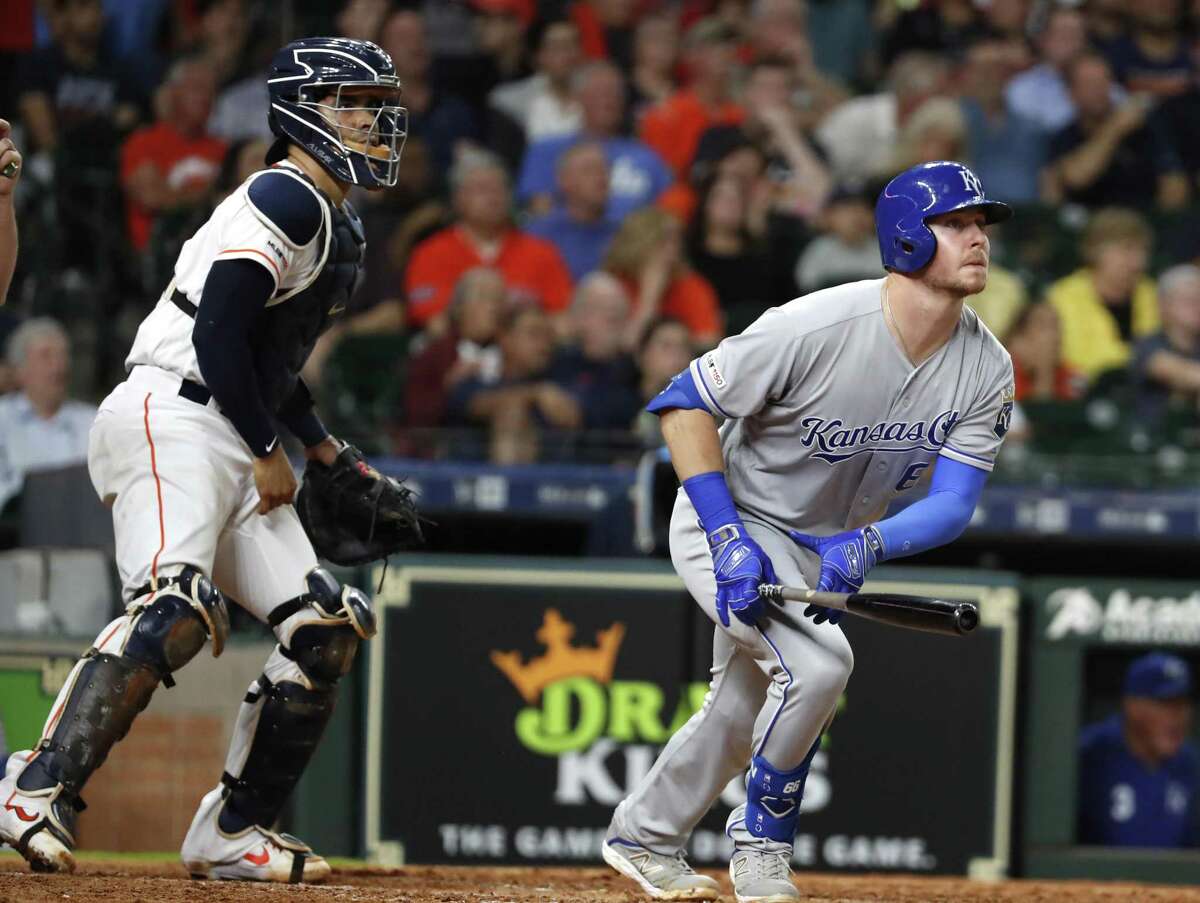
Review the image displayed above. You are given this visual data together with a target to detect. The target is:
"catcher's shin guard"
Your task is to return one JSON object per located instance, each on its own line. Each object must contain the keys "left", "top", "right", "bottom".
{"left": 217, "top": 568, "right": 374, "bottom": 833}
{"left": 14, "top": 569, "right": 228, "bottom": 845}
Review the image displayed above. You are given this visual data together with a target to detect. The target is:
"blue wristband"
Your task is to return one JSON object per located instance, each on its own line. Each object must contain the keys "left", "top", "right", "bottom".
{"left": 682, "top": 471, "right": 740, "bottom": 535}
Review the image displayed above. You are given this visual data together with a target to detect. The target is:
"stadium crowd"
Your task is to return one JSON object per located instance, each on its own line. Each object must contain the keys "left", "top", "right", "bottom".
{"left": 4, "top": 0, "right": 1200, "bottom": 480}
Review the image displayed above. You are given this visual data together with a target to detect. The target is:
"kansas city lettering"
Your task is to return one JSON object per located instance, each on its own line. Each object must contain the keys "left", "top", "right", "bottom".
{"left": 800, "top": 409, "right": 960, "bottom": 463}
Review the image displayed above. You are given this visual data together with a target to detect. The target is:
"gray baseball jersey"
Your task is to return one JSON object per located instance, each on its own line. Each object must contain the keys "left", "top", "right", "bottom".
{"left": 611, "top": 277, "right": 1015, "bottom": 861}
{"left": 686, "top": 277, "right": 1014, "bottom": 535}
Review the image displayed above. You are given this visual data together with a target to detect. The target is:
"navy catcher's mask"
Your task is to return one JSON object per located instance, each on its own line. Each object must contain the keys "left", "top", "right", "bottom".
{"left": 267, "top": 37, "right": 407, "bottom": 189}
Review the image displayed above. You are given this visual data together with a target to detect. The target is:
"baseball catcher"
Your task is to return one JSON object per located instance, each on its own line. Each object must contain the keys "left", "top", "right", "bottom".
{"left": 0, "top": 37, "right": 416, "bottom": 884}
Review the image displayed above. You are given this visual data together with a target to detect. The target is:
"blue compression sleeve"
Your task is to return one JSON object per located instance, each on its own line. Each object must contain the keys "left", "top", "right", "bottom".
{"left": 873, "top": 456, "right": 988, "bottom": 559}
{"left": 682, "top": 471, "right": 740, "bottom": 535}
{"left": 646, "top": 366, "right": 708, "bottom": 415}
{"left": 193, "top": 258, "right": 279, "bottom": 457}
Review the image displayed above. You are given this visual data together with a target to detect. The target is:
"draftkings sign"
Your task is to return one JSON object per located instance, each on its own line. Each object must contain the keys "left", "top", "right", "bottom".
{"left": 366, "top": 561, "right": 1018, "bottom": 876}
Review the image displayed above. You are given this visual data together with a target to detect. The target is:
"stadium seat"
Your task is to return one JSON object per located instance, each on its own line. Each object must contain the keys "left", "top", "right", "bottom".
{"left": 0, "top": 547, "right": 117, "bottom": 638}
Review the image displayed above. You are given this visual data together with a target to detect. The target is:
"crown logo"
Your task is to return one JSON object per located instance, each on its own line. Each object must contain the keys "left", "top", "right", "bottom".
{"left": 490, "top": 608, "right": 626, "bottom": 704}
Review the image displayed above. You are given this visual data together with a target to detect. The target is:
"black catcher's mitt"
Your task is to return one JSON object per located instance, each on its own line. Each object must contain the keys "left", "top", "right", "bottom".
{"left": 296, "top": 443, "right": 425, "bottom": 565}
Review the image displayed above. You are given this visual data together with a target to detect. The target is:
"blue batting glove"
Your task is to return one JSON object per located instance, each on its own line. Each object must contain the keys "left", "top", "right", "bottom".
{"left": 787, "top": 525, "right": 886, "bottom": 625}
{"left": 707, "top": 524, "right": 777, "bottom": 628}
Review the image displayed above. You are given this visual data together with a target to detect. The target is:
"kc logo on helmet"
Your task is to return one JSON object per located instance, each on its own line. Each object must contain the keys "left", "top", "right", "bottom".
{"left": 958, "top": 169, "right": 983, "bottom": 199}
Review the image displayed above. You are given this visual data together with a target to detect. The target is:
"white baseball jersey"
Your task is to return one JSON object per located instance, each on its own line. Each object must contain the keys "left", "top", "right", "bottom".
{"left": 125, "top": 161, "right": 333, "bottom": 385}
{"left": 686, "top": 278, "right": 1014, "bottom": 535}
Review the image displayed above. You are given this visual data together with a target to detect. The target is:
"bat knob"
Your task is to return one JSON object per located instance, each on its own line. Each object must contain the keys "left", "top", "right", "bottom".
{"left": 955, "top": 603, "right": 980, "bottom": 634}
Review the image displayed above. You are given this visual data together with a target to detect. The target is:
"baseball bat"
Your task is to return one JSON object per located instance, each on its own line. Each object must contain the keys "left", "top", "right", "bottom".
{"left": 758, "top": 584, "right": 979, "bottom": 637}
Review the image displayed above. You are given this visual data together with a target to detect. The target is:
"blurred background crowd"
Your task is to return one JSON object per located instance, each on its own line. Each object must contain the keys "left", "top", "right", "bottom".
{"left": 6, "top": 0, "right": 1200, "bottom": 504}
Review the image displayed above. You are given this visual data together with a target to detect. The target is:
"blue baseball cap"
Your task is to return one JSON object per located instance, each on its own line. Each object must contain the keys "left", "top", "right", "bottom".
{"left": 1124, "top": 652, "right": 1193, "bottom": 699}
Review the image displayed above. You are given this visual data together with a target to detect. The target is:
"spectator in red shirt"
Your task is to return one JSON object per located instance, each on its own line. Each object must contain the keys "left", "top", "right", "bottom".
{"left": 120, "top": 56, "right": 226, "bottom": 251}
{"left": 603, "top": 206, "right": 723, "bottom": 348}
{"left": 571, "top": 0, "right": 640, "bottom": 69}
{"left": 405, "top": 266, "right": 507, "bottom": 433}
{"left": 405, "top": 150, "right": 574, "bottom": 332}
{"left": 1005, "top": 302, "right": 1085, "bottom": 402}
{"left": 639, "top": 17, "right": 744, "bottom": 181}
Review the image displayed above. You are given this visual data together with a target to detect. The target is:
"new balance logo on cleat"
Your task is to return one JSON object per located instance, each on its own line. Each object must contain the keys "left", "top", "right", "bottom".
{"left": 602, "top": 836, "right": 720, "bottom": 900}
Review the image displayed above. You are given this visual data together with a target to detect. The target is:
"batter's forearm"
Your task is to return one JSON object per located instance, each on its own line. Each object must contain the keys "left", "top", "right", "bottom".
{"left": 661, "top": 408, "right": 725, "bottom": 481}
{"left": 0, "top": 197, "right": 15, "bottom": 306}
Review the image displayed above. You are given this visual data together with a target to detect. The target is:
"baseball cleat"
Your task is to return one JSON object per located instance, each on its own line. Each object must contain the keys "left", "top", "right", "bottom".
{"left": 181, "top": 787, "right": 330, "bottom": 883}
{"left": 602, "top": 836, "right": 721, "bottom": 900}
{"left": 729, "top": 848, "right": 801, "bottom": 902}
{"left": 0, "top": 751, "right": 77, "bottom": 874}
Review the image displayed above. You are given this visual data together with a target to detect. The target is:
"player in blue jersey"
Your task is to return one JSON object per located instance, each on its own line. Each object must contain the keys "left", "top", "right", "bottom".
{"left": 1078, "top": 652, "right": 1198, "bottom": 848}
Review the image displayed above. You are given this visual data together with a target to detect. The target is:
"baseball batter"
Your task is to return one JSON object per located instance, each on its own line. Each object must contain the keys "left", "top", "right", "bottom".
{"left": 0, "top": 38, "right": 406, "bottom": 882}
{"left": 602, "top": 161, "right": 1016, "bottom": 902}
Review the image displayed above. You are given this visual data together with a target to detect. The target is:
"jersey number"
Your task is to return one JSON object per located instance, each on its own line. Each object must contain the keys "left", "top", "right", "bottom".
{"left": 895, "top": 462, "right": 930, "bottom": 492}
{"left": 1110, "top": 784, "right": 1136, "bottom": 823}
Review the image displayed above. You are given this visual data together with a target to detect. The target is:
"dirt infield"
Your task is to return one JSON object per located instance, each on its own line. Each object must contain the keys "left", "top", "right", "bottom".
{"left": 2, "top": 859, "right": 1200, "bottom": 903}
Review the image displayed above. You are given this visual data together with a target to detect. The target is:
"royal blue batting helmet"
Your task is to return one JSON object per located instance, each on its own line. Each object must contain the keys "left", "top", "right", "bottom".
{"left": 875, "top": 161, "right": 1012, "bottom": 273}
{"left": 267, "top": 37, "right": 407, "bottom": 189}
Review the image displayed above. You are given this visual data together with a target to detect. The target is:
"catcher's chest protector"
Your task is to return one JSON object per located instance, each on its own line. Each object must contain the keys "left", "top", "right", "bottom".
{"left": 251, "top": 180, "right": 366, "bottom": 409}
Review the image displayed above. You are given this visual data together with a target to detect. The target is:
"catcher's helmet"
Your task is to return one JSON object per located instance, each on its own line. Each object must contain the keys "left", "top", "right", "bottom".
{"left": 266, "top": 37, "right": 407, "bottom": 189}
{"left": 875, "top": 160, "right": 1012, "bottom": 273}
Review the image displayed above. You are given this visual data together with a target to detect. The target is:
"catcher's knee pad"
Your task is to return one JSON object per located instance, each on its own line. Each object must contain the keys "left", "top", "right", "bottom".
{"left": 219, "top": 668, "right": 337, "bottom": 831}
{"left": 125, "top": 568, "right": 231, "bottom": 680}
{"left": 270, "top": 567, "right": 376, "bottom": 687}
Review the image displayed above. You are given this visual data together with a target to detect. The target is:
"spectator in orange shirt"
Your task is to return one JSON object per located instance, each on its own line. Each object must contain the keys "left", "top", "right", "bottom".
{"left": 120, "top": 56, "right": 226, "bottom": 252}
{"left": 405, "top": 150, "right": 574, "bottom": 331}
{"left": 603, "top": 207, "right": 723, "bottom": 349}
{"left": 639, "top": 17, "right": 744, "bottom": 182}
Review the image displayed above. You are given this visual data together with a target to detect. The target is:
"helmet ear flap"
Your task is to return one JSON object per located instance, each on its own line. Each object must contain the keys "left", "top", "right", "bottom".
{"left": 888, "top": 227, "right": 934, "bottom": 273}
